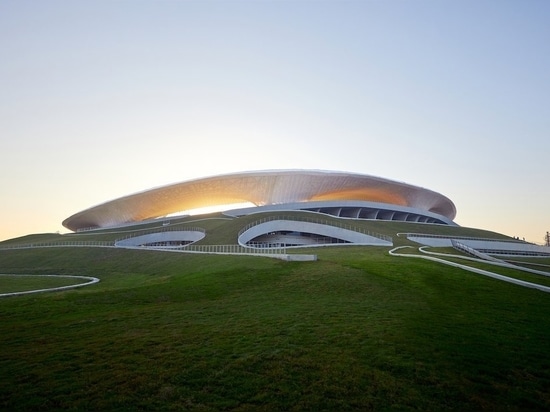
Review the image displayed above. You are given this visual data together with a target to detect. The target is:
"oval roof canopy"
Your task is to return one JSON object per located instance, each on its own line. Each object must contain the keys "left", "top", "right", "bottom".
{"left": 62, "top": 170, "right": 457, "bottom": 231}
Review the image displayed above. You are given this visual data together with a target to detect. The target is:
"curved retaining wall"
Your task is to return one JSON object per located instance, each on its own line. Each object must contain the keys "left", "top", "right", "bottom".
{"left": 407, "top": 235, "right": 550, "bottom": 257}
{"left": 115, "top": 230, "right": 205, "bottom": 248}
{"left": 238, "top": 220, "right": 393, "bottom": 247}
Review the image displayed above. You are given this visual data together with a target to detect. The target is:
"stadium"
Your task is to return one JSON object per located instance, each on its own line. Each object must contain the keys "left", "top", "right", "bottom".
{"left": 62, "top": 170, "right": 458, "bottom": 231}
{"left": 60, "top": 169, "right": 457, "bottom": 250}
{"left": 2, "top": 170, "right": 550, "bottom": 411}
{"left": 61, "top": 169, "right": 548, "bottom": 256}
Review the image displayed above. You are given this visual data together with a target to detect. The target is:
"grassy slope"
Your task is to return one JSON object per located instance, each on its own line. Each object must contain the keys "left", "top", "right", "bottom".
{"left": 0, "top": 213, "right": 513, "bottom": 247}
{"left": 1, "top": 245, "right": 550, "bottom": 411}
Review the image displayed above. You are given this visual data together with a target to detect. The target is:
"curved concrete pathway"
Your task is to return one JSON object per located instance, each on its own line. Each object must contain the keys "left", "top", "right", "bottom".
{"left": 0, "top": 274, "right": 100, "bottom": 298}
{"left": 389, "top": 246, "right": 550, "bottom": 293}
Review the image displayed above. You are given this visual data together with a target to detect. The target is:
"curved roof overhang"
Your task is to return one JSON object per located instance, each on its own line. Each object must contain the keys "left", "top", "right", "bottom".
{"left": 62, "top": 170, "right": 457, "bottom": 231}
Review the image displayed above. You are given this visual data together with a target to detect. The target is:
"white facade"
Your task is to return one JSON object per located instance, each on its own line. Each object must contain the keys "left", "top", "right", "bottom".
{"left": 63, "top": 170, "right": 457, "bottom": 231}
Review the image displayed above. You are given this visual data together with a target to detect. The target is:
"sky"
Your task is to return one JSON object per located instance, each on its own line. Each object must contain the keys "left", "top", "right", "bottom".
{"left": 1, "top": 0, "right": 549, "bottom": 244}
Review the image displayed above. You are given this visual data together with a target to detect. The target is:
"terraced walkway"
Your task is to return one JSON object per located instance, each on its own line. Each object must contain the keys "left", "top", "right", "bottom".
{"left": 390, "top": 246, "right": 550, "bottom": 293}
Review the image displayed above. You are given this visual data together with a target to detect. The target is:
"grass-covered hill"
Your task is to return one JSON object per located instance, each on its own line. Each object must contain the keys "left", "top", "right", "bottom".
{"left": 1, "top": 216, "right": 550, "bottom": 410}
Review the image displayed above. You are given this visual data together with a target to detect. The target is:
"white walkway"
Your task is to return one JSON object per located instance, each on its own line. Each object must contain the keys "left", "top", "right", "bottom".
{"left": 0, "top": 274, "right": 100, "bottom": 298}
{"left": 389, "top": 246, "right": 550, "bottom": 293}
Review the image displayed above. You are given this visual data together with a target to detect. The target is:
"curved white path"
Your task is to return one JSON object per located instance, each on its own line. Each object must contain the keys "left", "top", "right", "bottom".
{"left": 389, "top": 246, "right": 550, "bottom": 293}
{"left": 0, "top": 274, "right": 100, "bottom": 298}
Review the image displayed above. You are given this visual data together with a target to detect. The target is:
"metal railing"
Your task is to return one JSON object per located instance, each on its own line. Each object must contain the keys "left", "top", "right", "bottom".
{"left": 173, "top": 244, "right": 286, "bottom": 255}
{"left": 0, "top": 240, "right": 287, "bottom": 256}
{"left": 0, "top": 226, "right": 207, "bottom": 251}
{"left": 451, "top": 240, "right": 502, "bottom": 262}
{"left": 404, "top": 233, "right": 528, "bottom": 244}
{"left": 0, "top": 240, "right": 115, "bottom": 250}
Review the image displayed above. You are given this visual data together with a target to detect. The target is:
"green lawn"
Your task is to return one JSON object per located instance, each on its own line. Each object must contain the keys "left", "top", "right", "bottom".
{"left": 1, "top": 246, "right": 550, "bottom": 410}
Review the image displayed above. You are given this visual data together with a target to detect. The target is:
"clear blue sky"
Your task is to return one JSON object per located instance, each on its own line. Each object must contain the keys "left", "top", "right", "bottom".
{"left": 1, "top": 0, "right": 549, "bottom": 243}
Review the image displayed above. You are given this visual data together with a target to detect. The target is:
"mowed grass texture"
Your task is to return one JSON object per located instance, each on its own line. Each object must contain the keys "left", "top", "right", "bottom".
{"left": 1, "top": 246, "right": 550, "bottom": 410}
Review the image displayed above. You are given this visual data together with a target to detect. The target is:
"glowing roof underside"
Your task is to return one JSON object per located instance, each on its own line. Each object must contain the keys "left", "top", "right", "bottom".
{"left": 62, "top": 170, "right": 457, "bottom": 231}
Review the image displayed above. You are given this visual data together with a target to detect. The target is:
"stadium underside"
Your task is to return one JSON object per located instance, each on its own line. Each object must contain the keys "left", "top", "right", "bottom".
{"left": 62, "top": 170, "right": 457, "bottom": 232}
{"left": 226, "top": 200, "right": 456, "bottom": 226}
